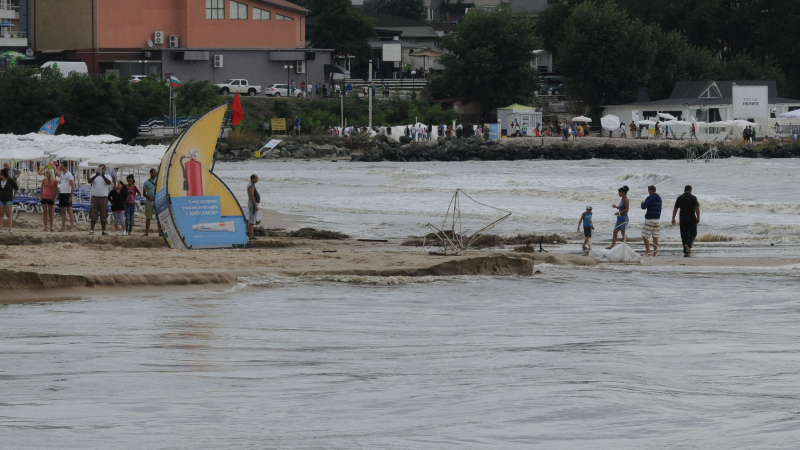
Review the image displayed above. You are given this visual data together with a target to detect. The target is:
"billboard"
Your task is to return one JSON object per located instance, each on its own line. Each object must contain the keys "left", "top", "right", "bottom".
{"left": 382, "top": 43, "right": 402, "bottom": 63}
{"left": 732, "top": 85, "right": 769, "bottom": 119}
{"left": 155, "top": 105, "right": 249, "bottom": 249}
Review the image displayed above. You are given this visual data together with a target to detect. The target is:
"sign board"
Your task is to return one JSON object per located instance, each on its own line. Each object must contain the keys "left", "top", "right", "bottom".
{"left": 732, "top": 85, "right": 769, "bottom": 119}
{"left": 271, "top": 118, "right": 286, "bottom": 132}
{"left": 264, "top": 139, "right": 282, "bottom": 149}
{"left": 155, "top": 105, "right": 249, "bottom": 249}
{"left": 489, "top": 123, "right": 499, "bottom": 140}
{"left": 382, "top": 43, "right": 402, "bottom": 63}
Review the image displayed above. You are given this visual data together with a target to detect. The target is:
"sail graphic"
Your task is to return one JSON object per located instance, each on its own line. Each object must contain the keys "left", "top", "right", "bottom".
{"left": 155, "top": 105, "right": 249, "bottom": 249}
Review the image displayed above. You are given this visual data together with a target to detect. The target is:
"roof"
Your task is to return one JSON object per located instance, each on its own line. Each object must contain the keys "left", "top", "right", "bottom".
{"left": 368, "top": 40, "right": 422, "bottom": 49}
{"left": 497, "top": 103, "right": 536, "bottom": 111}
{"left": 410, "top": 47, "right": 444, "bottom": 57}
{"left": 668, "top": 80, "right": 778, "bottom": 99}
{"left": 604, "top": 80, "right": 800, "bottom": 108}
{"left": 256, "top": 0, "right": 309, "bottom": 14}
{"left": 361, "top": 11, "right": 439, "bottom": 38}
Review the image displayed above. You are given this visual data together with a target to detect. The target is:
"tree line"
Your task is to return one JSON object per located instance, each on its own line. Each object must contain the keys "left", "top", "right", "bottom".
{"left": 0, "top": 68, "right": 221, "bottom": 142}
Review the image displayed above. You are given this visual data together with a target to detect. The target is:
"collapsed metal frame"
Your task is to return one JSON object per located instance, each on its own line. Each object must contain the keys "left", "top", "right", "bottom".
{"left": 423, "top": 189, "right": 512, "bottom": 255}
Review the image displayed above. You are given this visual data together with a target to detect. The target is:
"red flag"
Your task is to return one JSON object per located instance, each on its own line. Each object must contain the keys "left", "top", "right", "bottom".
{"left": 231, "top": 92, "right": 243, "bottom": 126}
{"left": 58, "top": 115, "right": 65, "bottom": 125}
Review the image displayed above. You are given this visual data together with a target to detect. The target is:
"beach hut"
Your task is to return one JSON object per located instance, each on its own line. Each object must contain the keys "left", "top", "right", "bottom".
{"left": 496, "top": 104, "right": 541, "bottom": 136}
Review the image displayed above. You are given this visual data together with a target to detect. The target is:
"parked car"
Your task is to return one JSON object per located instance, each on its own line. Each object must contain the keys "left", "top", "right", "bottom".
{"left": 265, "top": 84, "right": 304, "bottom": 98}
{"left": 548, "top": 83, "right": 566, "bottom": 96}
{"left": 214, "top": 79, "right": 262, "bottom": 96}
{"left": 130, "top": 75, "right": 146, "bottom": 83}
{"left": 39, "top": 61, "right": 88, "bottom": 77}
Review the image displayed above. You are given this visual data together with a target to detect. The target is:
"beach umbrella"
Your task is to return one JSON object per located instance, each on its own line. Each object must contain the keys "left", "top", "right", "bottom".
{"left": 637, "top": 120, "right": 657, "bottom": 126}
{"left": 95, "top": 152, "right": 162, "bottom": 169}
{"left": 572, "top": 116, "right": 592, "bottom": 122}
{"left": 0, "top": 147, "right": 47, "bottom": 161}
{"left": 600, "top": 114, "right": 620, "bottom": 130}
{"left": 779, "top": 109, "right": 800, "bottom": 119}
{"left": 657, "top": 112, "right": 677, "bottom": 121}
{"left": 0, "top": 22, "right": 14, "bottom": 27}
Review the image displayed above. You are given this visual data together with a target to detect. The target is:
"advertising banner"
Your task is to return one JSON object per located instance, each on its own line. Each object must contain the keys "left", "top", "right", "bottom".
{"left": 271, "top": 118, "right": 286, "bottom": 132}
{"left": 732, "top": 85, "right": 769, "bottom": 119}
{"left": 155, "top": 105, "right": 249, "bottom": 249}
{"left": 489, "top": 123, "right": 499, "bottom": 140}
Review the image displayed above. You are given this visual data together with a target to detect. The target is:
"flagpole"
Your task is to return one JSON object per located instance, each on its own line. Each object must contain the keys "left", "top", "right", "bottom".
{"left": 169, "top": 83, "right": 172, "bottom": 136}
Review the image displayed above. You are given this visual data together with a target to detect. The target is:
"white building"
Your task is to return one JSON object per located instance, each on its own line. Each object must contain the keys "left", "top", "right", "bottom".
{"left": 603, "top": 80, "right": 800, "bottom": 124}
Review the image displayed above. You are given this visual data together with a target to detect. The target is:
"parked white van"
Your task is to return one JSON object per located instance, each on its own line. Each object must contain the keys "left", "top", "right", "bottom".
{"left": 40, "top": 61, "right": 89, "bottom": 77}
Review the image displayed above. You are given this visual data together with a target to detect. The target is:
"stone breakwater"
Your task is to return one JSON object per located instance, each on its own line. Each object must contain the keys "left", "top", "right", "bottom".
{"left": 351, "top": 136, "right": 800, "bottom": 162}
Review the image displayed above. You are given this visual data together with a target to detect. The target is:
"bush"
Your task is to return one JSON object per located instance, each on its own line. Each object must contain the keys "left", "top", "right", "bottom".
{"left": 225, "top": 129, "right": 262, "bottom": 148}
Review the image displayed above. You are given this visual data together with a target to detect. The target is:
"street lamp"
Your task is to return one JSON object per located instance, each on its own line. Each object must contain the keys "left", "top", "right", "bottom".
{"left": 411, "top": 70, "right": 416, "bottom": 97}
{"left": 284, "top": 65, "right": 293, "bottom": 97}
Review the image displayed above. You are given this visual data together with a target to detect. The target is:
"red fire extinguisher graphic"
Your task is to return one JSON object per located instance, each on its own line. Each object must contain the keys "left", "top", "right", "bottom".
{"left": 181, "top": 149, "right": 204, "bottom": 197}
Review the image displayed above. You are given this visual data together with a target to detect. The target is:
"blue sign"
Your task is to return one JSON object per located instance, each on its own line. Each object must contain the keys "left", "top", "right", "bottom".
{"left": 489, "top": 123, "right": 499, "bottom": 140}
{"left": 171, "top": 196, "right": 248, "bottom": 248}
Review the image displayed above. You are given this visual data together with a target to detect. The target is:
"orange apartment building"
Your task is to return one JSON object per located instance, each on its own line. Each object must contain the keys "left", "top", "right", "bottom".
{"left": 31, "top": 0, "right": 332, "bottom": 89}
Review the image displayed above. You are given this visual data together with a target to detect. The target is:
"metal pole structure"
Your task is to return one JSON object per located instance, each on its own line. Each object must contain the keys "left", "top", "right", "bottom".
{"left": 285, "top": 65, "right": 292, "bottom": 96}
{"left": 341, "top": 83, "right": 344, "bottom": 128}
{"left": 411, "top": 70, "right": 416, "bottom": 97}
{"left": 368, "top": 59, "right": 373, "bottom": 130}
{"left": 169, "top": 83, "right": 172, "bottom": 135}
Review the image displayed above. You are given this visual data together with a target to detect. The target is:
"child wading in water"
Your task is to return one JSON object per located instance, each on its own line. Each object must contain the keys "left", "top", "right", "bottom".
{"left": 578, "top": 206, "right": 594, "bottom": 251}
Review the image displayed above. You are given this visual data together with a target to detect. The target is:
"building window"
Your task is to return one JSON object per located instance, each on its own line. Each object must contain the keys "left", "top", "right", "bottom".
{"left": 230, "top": 1, "right": 247, "bottom": 20}
{"left": 253, "top": 8, "right": 270, "bottom": 20}
{"left": 206, "top": 0, "right": 224, "bottom": 19}
{"left": 276, "top": 14, "right": 294, "bottom": 21}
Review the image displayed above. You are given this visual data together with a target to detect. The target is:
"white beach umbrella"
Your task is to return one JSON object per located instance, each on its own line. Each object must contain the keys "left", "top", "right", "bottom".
{"left": 779, "top": 109, "right": 800, "bottom": 118}
{"left": 637, "top": 120, "right": 657, "bottom": 126}
{"left": 657, "top": 112, "right": 677, "bottom": 121}
{"left": 0, "top": 147, "right": 47, "bottom": 161}
{"left": 600, "top": 114, "right": 620, "bottom": 130}
{"left": 572, "top": 116, "right": 592, "bottom": 122}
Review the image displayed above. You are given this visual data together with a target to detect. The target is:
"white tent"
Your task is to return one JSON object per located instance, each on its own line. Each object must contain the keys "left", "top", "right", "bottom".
{"left": 637, "top": 119, "right": 657, "bottom": 126}
{"left": 0, "top": 148, "right": 47, "bottom": 161}
{"left": 779, "top": 109, "right": 800, "bottom": 119}
{"left": 81, "top": 153, "right": 162, "bottom": 169}
{"left": 601, "top": 114, "right": 620, "bottom": 130}
{"left": 572, "top": 116, "right": 592, "bottom": 122}
{"left": 657, "top": 112, "right": 677, "bottom": 121}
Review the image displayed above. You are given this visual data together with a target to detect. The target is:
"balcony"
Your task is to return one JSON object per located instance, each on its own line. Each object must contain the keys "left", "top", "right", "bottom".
{"left": 0, "top": 31, "right": 26, "bottom": 47}
{"left": 0, "top": 1, "right": 19, "bottom": 20}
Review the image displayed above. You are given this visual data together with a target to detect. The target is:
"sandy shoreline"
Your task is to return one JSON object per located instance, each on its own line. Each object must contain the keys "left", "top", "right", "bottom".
{"left": 1, "top": 209, "right": 798, "bottom": 301}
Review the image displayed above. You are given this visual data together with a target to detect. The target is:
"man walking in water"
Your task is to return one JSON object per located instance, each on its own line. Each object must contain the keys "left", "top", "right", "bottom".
{"left": 640, "top": 185, "right": 662, "bottom": 256}
{"left": 672, "top": 185, "right": 700, "bottom": 257}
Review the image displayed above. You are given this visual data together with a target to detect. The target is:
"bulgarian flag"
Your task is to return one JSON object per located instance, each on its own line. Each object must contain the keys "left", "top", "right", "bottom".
{"left": 169, "top": 75, "right": 181, "bottom": 88}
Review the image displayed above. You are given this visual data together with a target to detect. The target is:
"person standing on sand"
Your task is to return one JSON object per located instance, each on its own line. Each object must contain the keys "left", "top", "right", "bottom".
{"left": 246, "top": 174, "right": 260, "bottom": 241}
{"left": 58, "top": 161, "right": 75, "bottom": 232}
{"left": 143, "top": 168, "right": 160, "bottom": 237}
{"left": 88, "top": 164, "right": 112, "bottom": 236}
{"left": 0, "top": 167, "right": 18, "bottom": 234}
{"left": 107, "top": 181, "right": 127, "bottom": 236}
{"left": 672, "top": 185, "right": 700, "bottom": 257}
{"left": 630, "top": 122, "right": 636, "bottom": 139}
{"left": 607, "top": 185, "right": 630, "bottom": 249}
{"left": 640, "top": 185, "right": 662, "bottom": 256}
{"left": 577, "top": 206, "right": 594, "bottom": 251}
{"left": 124, "top": 174, "right": 140, "bottom": 236}
{"left": 40, "top": 169, "right": 58, "bottom": 232}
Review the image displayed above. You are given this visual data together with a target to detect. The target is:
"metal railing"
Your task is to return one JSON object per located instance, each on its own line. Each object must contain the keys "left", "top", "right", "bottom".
{"left": 0, "top": 31, "right": 26, "bottom": 39}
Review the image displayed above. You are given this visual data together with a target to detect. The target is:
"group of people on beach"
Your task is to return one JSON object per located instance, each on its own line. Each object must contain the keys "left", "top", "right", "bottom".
{"left": 0, "top": 161, "right": 161, "bottom": 237}
{"left": 578, "top": 184, "right": 701, "bottom": 257}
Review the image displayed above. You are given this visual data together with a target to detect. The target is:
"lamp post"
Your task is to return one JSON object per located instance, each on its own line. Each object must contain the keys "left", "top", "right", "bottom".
{"left": 411, "top": 70, "right": 416, "bottom": 97}
{"left": 284, "top": 64, "right": 293, "bottom": 97}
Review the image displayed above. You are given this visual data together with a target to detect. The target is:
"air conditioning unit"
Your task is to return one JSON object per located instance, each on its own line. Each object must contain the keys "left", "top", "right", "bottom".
{"left": 296, "top": 61, "right": 306, "bottom": 74}
{"left": 168, "top": 35, "right": 180, "bottom": 48}
{"left": 214, "top": 55, "right": 223, "bottom": 68}
{"left": 154, "top": 31, "right": 164, "bottom": 45}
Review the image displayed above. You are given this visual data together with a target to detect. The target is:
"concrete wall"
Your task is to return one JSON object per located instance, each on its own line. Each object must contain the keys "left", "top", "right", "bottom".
{"left": 162, "top": 49, "right": 330, "bottom": 93}
{"left": 98, "top": 0, "right": 187, "bottom": 49}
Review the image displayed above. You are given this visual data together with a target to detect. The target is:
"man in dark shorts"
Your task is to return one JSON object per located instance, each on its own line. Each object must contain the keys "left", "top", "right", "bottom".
{"left": 671, "top": 185, "right": 700, "bottom": 257}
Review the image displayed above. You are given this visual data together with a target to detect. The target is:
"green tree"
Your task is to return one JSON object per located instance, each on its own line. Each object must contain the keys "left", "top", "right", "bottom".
{"left": 176, "top": 79, "right": 222, "bottom": 116}
{"left": 645, "top": 28, "right": 719, "bottom": 99}
{"left": 308, "top": 0, "right": 375, "bottom": 64}
{"left": 427, "top": 7, "right": 539, "bottom": 118}
{"left": 362, "top": 0, "right": 425, "bottom": 21}
{"left": 716, "top": 53, "right": 788, "bottom": 94}
{"left": 556, "top": 1, "right": 656, "bottom": 115}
